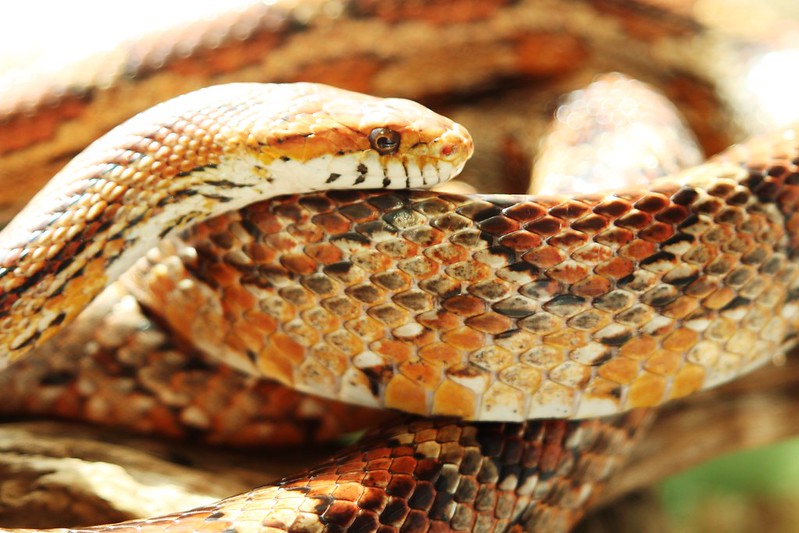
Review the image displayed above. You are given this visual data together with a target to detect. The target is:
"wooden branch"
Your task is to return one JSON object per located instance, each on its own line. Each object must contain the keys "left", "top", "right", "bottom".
{"left": 0, "top": 422, "right": 330, "bottom": 529}
{"left": 2, "top": 350, "right": 798, "bottom": 529}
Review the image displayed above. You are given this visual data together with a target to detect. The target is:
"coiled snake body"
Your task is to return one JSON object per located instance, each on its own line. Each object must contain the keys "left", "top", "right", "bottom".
{"left": 1, "top": 1, "right": 799, "bottom": 531}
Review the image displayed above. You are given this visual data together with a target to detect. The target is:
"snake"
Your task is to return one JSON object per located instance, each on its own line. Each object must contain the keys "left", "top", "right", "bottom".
{"left": 1, "top": 0, "right": 799, "bottom": 531}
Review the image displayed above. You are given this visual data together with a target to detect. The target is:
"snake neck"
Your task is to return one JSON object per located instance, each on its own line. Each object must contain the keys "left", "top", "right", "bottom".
{"left": 0, "top": 83, "right": 473, "bottom": 367}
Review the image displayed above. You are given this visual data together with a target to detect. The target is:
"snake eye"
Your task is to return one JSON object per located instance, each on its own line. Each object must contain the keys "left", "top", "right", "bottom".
{"left": 369, "top": 127, "right": 401, "bottom": 155}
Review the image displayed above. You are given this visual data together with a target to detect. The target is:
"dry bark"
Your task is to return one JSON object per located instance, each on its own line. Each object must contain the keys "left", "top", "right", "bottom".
{"left": 1, "top": 351, "right": 798, "bottom": 529}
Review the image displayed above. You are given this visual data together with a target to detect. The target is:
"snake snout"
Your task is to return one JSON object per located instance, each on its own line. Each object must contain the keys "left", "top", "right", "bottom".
{"left": 429, "top": 121, "right": 474, "bottom": 181}
{"left": 441, "top": 122, "right": 474, "bottom": 161}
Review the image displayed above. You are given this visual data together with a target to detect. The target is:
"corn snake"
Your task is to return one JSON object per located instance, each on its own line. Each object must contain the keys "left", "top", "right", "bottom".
{"left": 1, "top": 1, "right": 799, "bottom": 532}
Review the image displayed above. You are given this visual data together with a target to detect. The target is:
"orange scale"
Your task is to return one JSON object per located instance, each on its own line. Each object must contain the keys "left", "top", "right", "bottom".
{"left": 548, "top": 229, "right": 589, "bottom": 251}
{"left": 522, "top": 245, "right": 566, "bottom": 268}
{"left": 366, "top": 303, "right": 409, "bottom": 328}
{"left": 265, "top": 233, "right": 300, "bottom": 252}
{"left": 441, "top": 326, "right": 486, "bottom": 351}
{"left": 571, "top": 242, "right": 613, "bottom": 265}
{"left": 684, "top": 276, "right": 720, "bottom": 298}
{"left": 595, "top": 256, "right": 635, "bottom": 280}
{"left": 643, "top": 349, "right": 683, "bottom": 376}
{"left": 478, "top": 215, "right": 521, "bottom": 236}
{"left": 662, "top": 328, "right": 699, "bottom": 352}
{"left": 377, "top": 238, "right": 419, "bottom": 259}
{"left": 414, "top": 432, "right": 442, "bottom": 450}
{"left": 310, "top": 344, "right": 349, "bottom": 375}
{"left": 570, "top": 275, "right": 612, "bottom": 298}
{"left": 525, "top": 215, "right": 563, "bottom": 237}
{"left": 221, "top": 284, "right": 257, "bottom": 313}
{"left": 223, "top": 330, "right": 249, "bottom": 359}
{"left": 633, "top": 193, "right": 670, "bottom": 214}
{"left": 270, "top": 332, "right": 306, "bottom": 364}
{"left": 207, "top": 262, "right": 238, "bottom": 287}
{"left": 304, "top": 242, "right": 344, "bottom": 265}
{"left": 344, "top": 316, "right": 386, "bottom": 343}
{"left": 371, "top": 339, "right": 413, "bottom": 364}
{"left": 352, "top": 249, "right": 393, "bottom": 273}
{"left": 284, "top": 320, "right": 321, "bottom": 347}
{"left": 235, "top": 321, "right": 272, "bottom": 352}
{"left": 302, "top": 309, "right": 339, "bottom": 333}
{"left": 326, "top": 329, "right": 365, "bottom": 356}
{"left": 543, "top": 329, "right": 587, "bottom": 348}
{"left": 321, "top": 296, "right": 361, "bottom": 321}
{"left": 372, "top": 270, "right": 412, "bottom": 292}
{"left": 594, "top": 226, "right": 635, "bottom": 247}
{"left": 417, "top": 310, "right": 463, "bottom": 331}
{"left": 280, "top": 253, "right": 318, "bottom": 275}
{"left": 498, "top": 230, "right": 543, "bottom": 251}
{"left": 256, "top": 346, "right": 295, "bottom": 385}
{"left": 442, "top": 294, "right": 486, "bottom": 317}
{"left": 703, "top": 286, "right": 737, "bottom": 310}
{"left": 242, "top": 241, "right": 275, "bottom": 263}
{"left": 288, "top": 222, "right": 324, "bottom": 243}
{"left": 549, "top": 200, "right": 592, "bottom": 221}
{"left": 464, "top": 312, "right": 514, "bottom": 335}
{"left": 389, "top": 456, "right": 418, "bottom": 476}
{"left": 597, "top": 356, "right": 640, "bottom": 385}
{"left": 571, "top": 214, "right": 611, "bottom": 235}
{"left": 498, "top": 364, "right": 544, "bottom": 392}
{"left": 626, "top": 372, "right": 667, "bottom": 408}
{"left": 620, "top": 239, "right": 658, "bottom": 261}
{"left": 330, "top": 482, "right": 365, "bottom": 502}
{"left": 638, "top": 221, "right": 675, "bottom": 243}
{"left": 384, "top": 375, "right": 428, "bottom": 415}
{"left": 669, "top": 363, "right": 706, "bottom": 399}
{"left": 432, "top": 380, "right": 476, "bottom": 418}
{"left": 244, "top": 310, "right": 278, "bottom": 334}
{"left": 502, "top": 201, "right": 548, "bottom": 222}
{"left": 582, "top": 377, "right": 623, "bottom": 404}
{"left": 399, "top": 360, "right": 444, "bottom": 391}
{"left": 616, "top": 210, "right": 653, "bottom": 230}
{"left": 312, "top": 212, "right": 353, "bottom": 234}
{"left": 656, "top": 204, "right": 691, "bottom": 225}
{"left": 618, "top": 335, "right": 657, "bottom": 360}
{"left": 419, "top": 342, "right": 463, "bottom": 367}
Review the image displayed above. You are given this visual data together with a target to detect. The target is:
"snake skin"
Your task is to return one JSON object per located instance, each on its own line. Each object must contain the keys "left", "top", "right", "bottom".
{"left": 0, "top": 121, "right": 778, "bottom": 531}
{"left": 0, "top": 283, "right": 386, "bottom": 447}
{"left": 3, "top": 411, "right": 652, "bottom": 532}
{"left": 126, "top": 126, "right": 799, "bottom": 422}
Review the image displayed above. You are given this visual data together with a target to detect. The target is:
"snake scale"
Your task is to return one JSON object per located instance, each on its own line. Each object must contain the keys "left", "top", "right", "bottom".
{"left": 1, "top": 0, "right": 798, "bottom": 531}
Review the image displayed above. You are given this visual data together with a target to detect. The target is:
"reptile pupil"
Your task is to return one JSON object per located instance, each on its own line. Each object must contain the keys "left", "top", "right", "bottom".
{"left": 369, "top": 127, "right": 400, "bottom": 155}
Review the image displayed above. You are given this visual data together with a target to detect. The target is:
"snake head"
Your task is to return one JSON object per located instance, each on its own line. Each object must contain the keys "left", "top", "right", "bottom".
{"left": 238, "top": 82, "right": 474, "bottom": 191}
